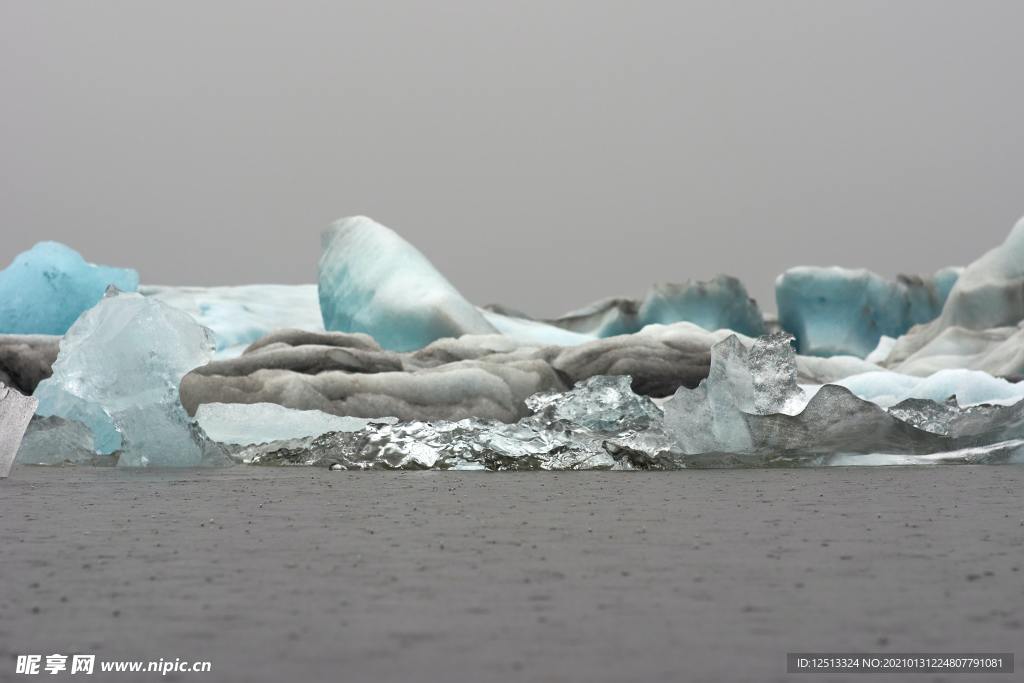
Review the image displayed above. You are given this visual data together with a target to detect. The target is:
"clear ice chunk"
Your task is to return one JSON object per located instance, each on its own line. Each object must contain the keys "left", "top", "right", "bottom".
{"left": 32, "top": 289, "right": 229, "bottom": 467}
{"left": 16, "top": 415, "right": 100, "bottom": 465}
{"left": 0, "top": 383, "right": 37, "bottom": 477}
{"left": 663, "top": 334, "right": 804, "bottom": 454}
{"left": 237, "top": 374, "right": 669, "bottom": 470}
{"left": 0, "top": 242, "right": 139, "bottom": 335}
{"left": 318, "top": 216, "right": 496, "bottom": 351}
{"left": 664, "top": 333, "right": 954, "bottom": 458}
{"left": 195, "top": 402, "right": 396, "bottom": 445}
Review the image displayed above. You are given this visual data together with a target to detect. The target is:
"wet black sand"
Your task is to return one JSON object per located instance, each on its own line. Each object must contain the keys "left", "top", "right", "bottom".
{"left": 1, "top": 465, "right": 1022, "bottom": 682}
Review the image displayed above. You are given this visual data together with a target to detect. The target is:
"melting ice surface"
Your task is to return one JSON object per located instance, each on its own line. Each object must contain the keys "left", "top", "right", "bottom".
{"left": 228, "top": 341, "right": 1024, "bottom": 469}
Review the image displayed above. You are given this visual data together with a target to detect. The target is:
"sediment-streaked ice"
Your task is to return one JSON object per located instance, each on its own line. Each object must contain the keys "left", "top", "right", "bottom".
{"left": 0, "top": 383, "right": 37, "bottom": 477}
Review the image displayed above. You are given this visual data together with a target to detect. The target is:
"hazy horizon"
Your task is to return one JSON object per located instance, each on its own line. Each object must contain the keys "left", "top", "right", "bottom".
{"left": 3, "top": 1, "right": 1023, "bottom": 316}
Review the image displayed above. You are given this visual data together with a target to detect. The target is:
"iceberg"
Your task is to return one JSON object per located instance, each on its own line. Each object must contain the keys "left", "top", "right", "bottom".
{"left": 16, "top": 416, "right": 98, "bottom": 466}
{"left": 0, "top": 383, "right": 37, "bottom": 477}
{"left": 547, "top": 275, "right": 766, "bottom": 338}
{"left": 179, "top": 322, "right": 743, "bottom": 422}
{"left": 663, "top": 334, "right": 805, "bottom": 454}
{"left": 775, "top": 266, "right": 959, "bottom": 358}
{"left": 663, "top": 334, "right": 955, "bottom": 459}
{"left": 318, "top": 216, "right": 496, "bottom": 351}
{"left": 240, "top": 374, "right": 670, "bottom": 470}
{"left": 141, "top": 284, "right": 325, "bottom": 358}
{"left": 830, "top": 368, "right": 1024, "bottom": 409}
{"left": 195, "top": 402, "right": 395, "bottom": 446}
{"left": 881, "top": 217, "right": 1024, "bottom": 375}
{"left": 0, "top": 242, "right": 139, "bottom": 335}
{"left": 33, "top": 289, "right": 228, "bottom": 467}
{"left": 480, "top": 309, "right": 593, "bottom": 346}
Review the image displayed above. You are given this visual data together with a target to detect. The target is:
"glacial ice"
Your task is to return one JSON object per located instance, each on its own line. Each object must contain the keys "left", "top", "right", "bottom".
{"left": 923, "top": 216, "right": 1024, "bottom": 332}
{"left": 195, "top": 402, "right": 395, "bottom": 446}
{"left": 548, "top": 275, "right": 766, "bottom": 338}
{"left": 32, "top": 289, "right": 229, "bottom": 467}
{"left": 16, "top": 415, "right": 98, "bottom": 466}
{"left": 0, "top": 242, "right": 139, "bottom": 335}
{"left": 663, "top": 334, "right": 806, "bottom": 454}
{"left": 0, "top": 383, "right": 37, "bottom": 477}
{"left": 480, "top": 309, "right": 593, "bottom": 346}
{"left": 141, "top": 284, "right": 326, "bottom": 358}
{"left": 318, "top": 216, "right": 496, "bottom": 351}
{"left": 775, "top": 266, "right": 959, "bottom": 358}
{"left": 663, "top": 333, "right": 963, "bottom": 459}
{"left": 831, "top": 369, "right": 1024, "bottom": 408}
{"left": 179, "top": 322, "right": 744, "bottom": 422}
{"left": 239, "top": 375, "right": 670, "bottom": 470}
{"left": 232, "top": 356, "right": 1024, "bottom": 470}
{"left": 872, "top": 216, "right": 1024, "bottom": 377}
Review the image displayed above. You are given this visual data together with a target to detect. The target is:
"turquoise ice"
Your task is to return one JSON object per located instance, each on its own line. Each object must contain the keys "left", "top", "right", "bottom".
{"left": 0, "top": 241, "right": 138, "bottom": 335}
{"left": 318, "top": 216, "right": 496, "bottom": 352}
{"left": 549, "top": 275, "right": 766, "bottom": 338}
{"left": 775, "top": 266, "right": 959, "bottom": 358}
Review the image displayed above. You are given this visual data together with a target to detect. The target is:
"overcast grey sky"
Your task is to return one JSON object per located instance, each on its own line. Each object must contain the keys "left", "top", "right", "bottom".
{"left": 2, "top": 1, "right": 1023, "bottom": 316}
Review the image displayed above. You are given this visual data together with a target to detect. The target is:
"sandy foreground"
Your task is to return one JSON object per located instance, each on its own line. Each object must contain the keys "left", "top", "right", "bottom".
{"left": 1, "top": 465, "right": 1022, "bottom": 683}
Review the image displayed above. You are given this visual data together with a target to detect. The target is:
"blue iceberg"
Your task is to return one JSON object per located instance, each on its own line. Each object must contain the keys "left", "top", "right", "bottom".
{"left": 318, "top": 216, "right": 496, "bottom": 351}
{"left": 0, "top": 242, "right": 139, "bottom": 335}
{"left": 775, "top": 266, "right": 959, "bottom": 358}
{"left": 549, "top": 275, "right": 766, "bottom": 338}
